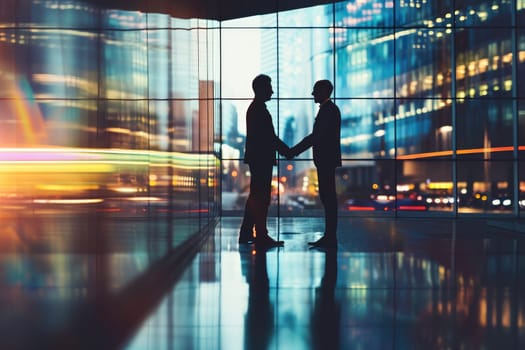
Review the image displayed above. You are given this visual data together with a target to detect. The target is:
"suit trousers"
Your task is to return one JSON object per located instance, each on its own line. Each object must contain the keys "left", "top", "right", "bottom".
{"left": 317, "top": 166, "right": 338, "bottom": 237}
{"left": 240, "top": 163, "right": 273, "bottom": 236}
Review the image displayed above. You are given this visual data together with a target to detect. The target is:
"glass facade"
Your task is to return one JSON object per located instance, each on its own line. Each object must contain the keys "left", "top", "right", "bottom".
{"left": 221, "top": 0, "right": 525, "bottom": 217}
{"left": 0, "top": 1, "right": 220, "bottom": 227}
{"left": 0, "top": 0, "right": 524, "bottom": 218}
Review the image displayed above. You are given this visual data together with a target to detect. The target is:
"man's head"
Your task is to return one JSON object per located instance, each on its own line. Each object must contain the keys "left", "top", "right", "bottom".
{"left": 252, "top": 74, "right": 273, "bottom": 102}
{"left": 312, "top": 79, "right": 333, "bottom": 104}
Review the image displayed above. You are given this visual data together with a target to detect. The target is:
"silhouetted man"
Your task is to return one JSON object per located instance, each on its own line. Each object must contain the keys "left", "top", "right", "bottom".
{"left": 289, "top": 80, "right": 341, "bottom": 249}
{"left": 239, "top": 74, "right": 289, "bottom": 247}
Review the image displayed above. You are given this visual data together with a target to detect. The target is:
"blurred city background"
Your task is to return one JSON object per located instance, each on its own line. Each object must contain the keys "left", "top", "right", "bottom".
{"left": 0, "top": 0, "right": 524, "bottom": 219}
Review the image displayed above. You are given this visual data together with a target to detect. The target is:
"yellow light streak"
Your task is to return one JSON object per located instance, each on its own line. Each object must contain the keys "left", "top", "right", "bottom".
{"left": 32, "top": 198, "right": 104, "bottom": 204}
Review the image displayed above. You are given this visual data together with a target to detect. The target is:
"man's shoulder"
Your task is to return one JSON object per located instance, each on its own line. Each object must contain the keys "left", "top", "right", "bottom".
{"left": 247, "top": 100, "right": 267, "bottom": 114}
{"left": 321, "top": 100, "right": 341, "bottom": 115}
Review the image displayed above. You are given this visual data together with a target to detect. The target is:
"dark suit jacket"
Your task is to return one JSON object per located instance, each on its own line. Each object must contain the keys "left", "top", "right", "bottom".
{"left": 294, "top": 99, "right": 342, "bottom": 169}
{"left": 243, "top": 99, "right": 289, "bottom": 166}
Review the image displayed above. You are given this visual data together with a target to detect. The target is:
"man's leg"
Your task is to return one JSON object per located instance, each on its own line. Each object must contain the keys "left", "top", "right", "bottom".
{"left": 239, "top": 165, "right": 265, "bottom": 243}
{"left": 239, "top": 195, "right": 255, "bottom": 243}
{"left": 309, "top": 167, "right": 338, "bottom": 248}
{"left": 251, "top": 164, "right": 283, "bottom": 247}
{"left": 321, "top": 167, "right": 338, "bottom": 238}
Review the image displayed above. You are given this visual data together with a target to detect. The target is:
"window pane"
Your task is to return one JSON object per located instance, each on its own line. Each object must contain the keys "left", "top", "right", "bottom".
{"left": 399, "top": 160, "right": 453, "bottom": 214}
{"left": 455, "top": 0, "right": 512, "bottom": 27}
{"left": 339, "top": 98, "right": 396, "bottom": 159}
{"left": 18, "top": 28, "right": 99, "bottom": 99}
{"left": 455, "top": 28, "right": 513, "bottom": 99}
{"left": 149, "top": 100, "right": 170, "bottom": 151}
{"left": 221, "top": 162, "right": 279, "bottom": 214}
{"left": 0, "top": 98, "right": 98, "bottom": 147}
{"left": 519, "top": 0, "right": 525, "bottom": 28}
{"left": 520, "top": 160, "right": 525, "bottom": 217}
{"left": 279, "top": 3, "right": 333, "bottom": 27}
{"left": 279, "top": 28, "right": 334, "bottom": 99}
{"left": 519, "top": 29, "right": 525, "bottom": 99}
{"left": 0, "top": 0, "right": 16, "bottom": 26}
{"left": 277, "top": 160, "right": 319, "bottom": 216}
{"left": 396, "top": 98, "right": 452, "bottom": 158}
{"left": 335, "top": 28, "right": 395, "bottom": 98}
{"left": 278, "top": 98, "right": 313, "bottom": 152}
{"left": 396, "top": 29, "right": 452, "bottom": 99}
{"left": 520, "top": 100, "right": 525, "bottom": 159}
{"left": 336, "top": 1, "right": 393, "bottom": 28}
{"left": 0, "top": 30, "right": 23, "bottom": 99}
{"left": 221, "top": 28, "right": 277, "bottom": 99}
{"left": 101, "top": 99, "right": 149, "bottom": 150}
{"left": 457, "top": 160, "right": 514, "bottom": 214}
{"left": 146, "top": 13, "right": 172, "bottom": 29}
{"left": 395, "top": 0, "right": 452, "bottom": 27}
{"left": 103, "top": 9, "right": 146, "bottom": 29}
{"left": 209, "top": 28, "right": 221, "bottom": 84}
{"left": 278, "top": 98, "right": 317, "bottom": 161}
{"left": 222, "top": 99, "right": 247, "bottom": 160}
{"left": 171, "top": 29, "right": 200, "bottom": 99}
{"left": 102, "top": 30, "right": 148, "bottom": 99}
{"left": 456, "top": 99, "right": 514, "bottom": 160}
{"left": 340, "top": 159, "right": 396, "bottom": 216}
{"left": 18, "top": 0, "right": 100, "bottom": 29}
{"left": 147, "top": 29, "right": 171, "bottom": 100}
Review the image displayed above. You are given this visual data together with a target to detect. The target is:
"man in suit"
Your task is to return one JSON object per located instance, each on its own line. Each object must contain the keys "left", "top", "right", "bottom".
{"left": 239, "top": 74, "right": 290, "bottom": 247}
{"left": 289, "top": 79, "right": 341, "bottom": 249}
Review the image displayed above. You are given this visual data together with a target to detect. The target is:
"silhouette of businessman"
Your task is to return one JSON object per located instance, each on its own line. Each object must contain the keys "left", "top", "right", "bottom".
{"left": 289, "top": 80, "right": 341, "bottom": 249}
{"left": 239, "top": 74, "right": 289, "bottom": 247}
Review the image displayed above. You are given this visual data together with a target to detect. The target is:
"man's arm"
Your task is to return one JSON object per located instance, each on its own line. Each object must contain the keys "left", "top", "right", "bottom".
{"left": 288, "top": 134, "right": 313, "bottom": 159}
{"left": 275, "top": 137, "right": 290, "bottom": 157}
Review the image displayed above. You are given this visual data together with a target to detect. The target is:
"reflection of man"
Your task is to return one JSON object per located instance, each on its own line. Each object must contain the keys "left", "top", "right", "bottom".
{"left": 311, "top": 249, "right": 340, "bottom": 349}
{"left": 240, "top": 246, "right": 274, "bottom": 350}
{"left": 289, "top": 80, "right": 341, "bottom": 249}
{"left": 239, "top": 74, "right": 289, "bottom": 247}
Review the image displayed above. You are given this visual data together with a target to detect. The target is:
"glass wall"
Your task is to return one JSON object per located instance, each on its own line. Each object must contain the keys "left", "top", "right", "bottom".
{"left": 221, "top": 0, "right": 525, "bottom": 217}
{"left": 0, "top": 0, "right": 220, "bottom": 224}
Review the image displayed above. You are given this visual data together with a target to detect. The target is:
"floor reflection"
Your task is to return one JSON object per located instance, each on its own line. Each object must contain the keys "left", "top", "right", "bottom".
{"left": 310, "top": 249, "right": 340, "bottom": 350}
{"left": 0, "top": 212, "right": 212, "bottom": 350}
{"left": 240, "top": 246, "right": 274, "bottom": 350}
{"left": 127, "top": 217, "right": 525, "bottom": 350}
{"left": 2, "top": 214, "right": 524, "bottom": 349}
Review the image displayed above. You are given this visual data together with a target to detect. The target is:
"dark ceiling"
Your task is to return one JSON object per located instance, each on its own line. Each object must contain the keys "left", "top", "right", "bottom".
{"left": 87, "top": 0, "right": 336, "bottom": 21}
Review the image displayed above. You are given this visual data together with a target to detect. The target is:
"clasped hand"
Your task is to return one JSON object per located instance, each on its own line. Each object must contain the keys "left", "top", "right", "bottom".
{"left": 283, "top": 146, "right": 298, "bottom": 160}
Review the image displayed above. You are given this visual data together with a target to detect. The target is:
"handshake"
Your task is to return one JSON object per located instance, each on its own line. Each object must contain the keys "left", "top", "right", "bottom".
{"left": 283, "top": 145, "right": 300, "bottom": 160}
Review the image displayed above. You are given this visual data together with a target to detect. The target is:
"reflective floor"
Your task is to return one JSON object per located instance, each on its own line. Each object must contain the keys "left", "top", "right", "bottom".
{"left": 126, "top": 216, "right": 524, "bottom": 350}
{"left": 1, "top": 215, "right": 525, "bottom": 349}
{"left": 0, "top": 212, "right": 211, "bottom": 350}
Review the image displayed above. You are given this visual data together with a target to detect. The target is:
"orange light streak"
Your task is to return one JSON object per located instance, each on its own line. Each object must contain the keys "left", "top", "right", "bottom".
{"left": 397, "top": 146, "right": 525, "bottom": 160}
{"left": 348, "top": 206, "right": 375, "bottom": 211}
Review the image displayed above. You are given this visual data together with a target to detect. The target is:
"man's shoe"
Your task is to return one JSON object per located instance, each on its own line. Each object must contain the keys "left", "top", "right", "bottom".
{"left": 308, "top": 236, "right": 337, "bottom": 249}
{"left": 307, "top": 235, "right": 327, "bottom": 245}
{"left": 255, "top": 235, "right": 284, "bottom": 247}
